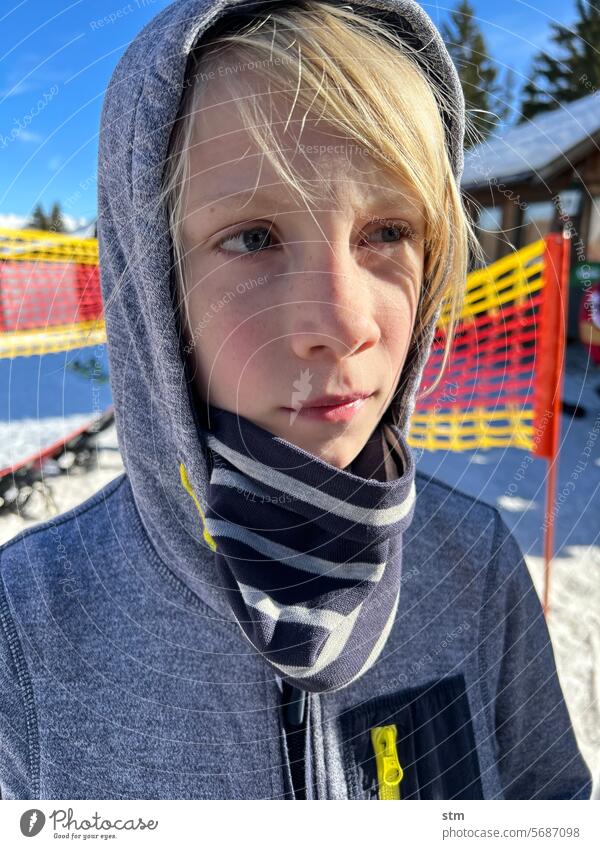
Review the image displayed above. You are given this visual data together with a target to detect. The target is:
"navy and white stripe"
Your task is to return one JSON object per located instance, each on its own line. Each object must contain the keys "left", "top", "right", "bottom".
{"left": 202, "top": 405, "right": 417, "bottom": 693}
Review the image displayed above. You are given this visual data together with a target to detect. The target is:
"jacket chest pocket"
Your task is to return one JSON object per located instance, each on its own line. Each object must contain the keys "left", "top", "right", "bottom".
{"left": 339, "top": 673, "right": 484, "bottom": 800}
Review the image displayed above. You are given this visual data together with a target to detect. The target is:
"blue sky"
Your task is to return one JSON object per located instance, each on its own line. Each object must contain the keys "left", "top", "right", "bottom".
{"left": 0, "top": 0, "right": 583, "bottom": 226}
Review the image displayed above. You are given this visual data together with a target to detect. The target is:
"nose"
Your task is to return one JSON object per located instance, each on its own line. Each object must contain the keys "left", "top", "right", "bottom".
{"left": 287, "top": 242, "right": 380, "bottom": 362}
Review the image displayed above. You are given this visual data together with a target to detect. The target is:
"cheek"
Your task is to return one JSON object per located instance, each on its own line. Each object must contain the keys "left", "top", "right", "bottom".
{"left": 377, "top": 281, "right": 421, "bottom": 362}
{"left": 186, "top": 294, "right": 272, "bottom": 402}
{"left": 184, "top": 253, "right": 271, "bottom": 341}
{"left": 181, "top": 256, "right": 271, "bottom": 410}
{"left": 379, "top": 315, "right": 415, "bottom": 389}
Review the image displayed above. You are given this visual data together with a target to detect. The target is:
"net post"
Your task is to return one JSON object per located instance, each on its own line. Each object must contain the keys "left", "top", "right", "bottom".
{"left": 534, "top": 230, "right": 571, "bottom": 617}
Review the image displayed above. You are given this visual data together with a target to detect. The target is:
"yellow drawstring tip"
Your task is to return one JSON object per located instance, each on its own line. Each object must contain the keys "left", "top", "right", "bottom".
{"left": 179, "top": 461, "right": 190, "bottom": 491}
{"left": 179, "top": 461, "right": 194, "bottom": 495}
{"left": 202, "top": 527, "right": 218, "bottom": 551}
{"left": 179, "top": 462, "right": 218, "bottom": 552}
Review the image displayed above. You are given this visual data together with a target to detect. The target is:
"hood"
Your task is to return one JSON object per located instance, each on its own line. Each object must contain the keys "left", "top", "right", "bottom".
{"left": 96, "top": 0, "right": 465, "bottom": 623}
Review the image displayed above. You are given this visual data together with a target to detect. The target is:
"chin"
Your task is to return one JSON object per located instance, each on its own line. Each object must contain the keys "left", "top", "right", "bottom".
{"left": 300, "top": 436, "right": 361, "bottom": 470}
{"left": 268, "top": 410, "right": 372, "bottom": 467}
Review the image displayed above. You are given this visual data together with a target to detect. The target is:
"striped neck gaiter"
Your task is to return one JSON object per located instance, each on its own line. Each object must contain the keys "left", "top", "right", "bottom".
{"left": 197, "top": 405, "right": 417, "bottom": 694}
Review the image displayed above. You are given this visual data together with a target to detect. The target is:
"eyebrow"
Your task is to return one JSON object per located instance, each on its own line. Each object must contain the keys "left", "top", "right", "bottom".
{"left": 203, "top": 186, "right": 421, "bottom": 211}
{"left": 205, "top": 189, "right": 286, "bottom": 209}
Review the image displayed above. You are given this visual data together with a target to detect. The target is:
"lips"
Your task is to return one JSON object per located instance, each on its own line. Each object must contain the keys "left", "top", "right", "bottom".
{"left": 302, "top": 392, "right": 373, "bottom": 408}
{"left": 282, "top": 392, "right": 374, "bottom": 423}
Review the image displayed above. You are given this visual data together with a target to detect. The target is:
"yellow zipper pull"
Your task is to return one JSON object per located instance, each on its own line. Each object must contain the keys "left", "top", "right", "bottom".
{"left": 179, "top": 462, "right": 218, "bottom": 551}
{"left": 370, "top": 724, "right": 404, "bottom": 800}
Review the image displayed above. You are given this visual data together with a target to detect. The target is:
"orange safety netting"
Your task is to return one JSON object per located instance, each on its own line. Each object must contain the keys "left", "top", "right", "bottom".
{"left": 0, "top": 228, "right": 565, "bottom": 457}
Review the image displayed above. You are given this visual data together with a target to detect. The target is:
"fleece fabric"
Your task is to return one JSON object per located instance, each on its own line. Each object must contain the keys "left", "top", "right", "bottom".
{"left": 0, "top": 0, "right": 592, "bottom": 800}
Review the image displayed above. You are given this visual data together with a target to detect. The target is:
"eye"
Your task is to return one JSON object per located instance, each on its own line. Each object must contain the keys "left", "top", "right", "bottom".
{"left": 359, "top": 220, "right": 417, "bottom": 248}
{"left": 214, "top": 219, "right": 418, "bottom": 263}
{"left": 215, "top": 225, "right": 277, "bottom": 262}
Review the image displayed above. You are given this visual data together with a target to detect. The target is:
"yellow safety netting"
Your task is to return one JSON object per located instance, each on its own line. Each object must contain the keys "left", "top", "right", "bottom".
{"left": 0, "top": 319, "right": 106, "bottom": 359}
{"left": 407, "top": 239, "right": 546, "bottom": 452}
{"left": 0, "top": 226, "right": 98, "bottom": 265}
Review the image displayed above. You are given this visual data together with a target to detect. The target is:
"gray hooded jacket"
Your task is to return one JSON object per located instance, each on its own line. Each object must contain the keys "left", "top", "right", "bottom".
{"left": 0, "top": 0, "right": 592, "bottom": 800}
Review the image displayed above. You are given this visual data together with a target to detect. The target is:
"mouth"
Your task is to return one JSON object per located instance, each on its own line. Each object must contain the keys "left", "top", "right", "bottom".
{"left": 282, "top": 391, "right": 375, "bottom": 423}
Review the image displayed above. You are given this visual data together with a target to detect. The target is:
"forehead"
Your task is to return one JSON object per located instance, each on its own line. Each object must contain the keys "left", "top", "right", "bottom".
{"left": 185, "top": 69, "right": 424, "bottom": 216}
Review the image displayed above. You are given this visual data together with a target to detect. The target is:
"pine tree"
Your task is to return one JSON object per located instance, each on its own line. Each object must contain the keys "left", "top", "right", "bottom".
{"left": 440, "top": 0, "right": 509, "bottom": 145}
{"left": 495, "top": 67, "right": 519, "bottom": 125}
{"left": 48, "top": 201, "right": 66, "bottom": 233}
{"left": 27, "top": 203, "right": 49, "bottom": 230}
{"left": 519, "top": 0, "right": 600, "bottom": 122}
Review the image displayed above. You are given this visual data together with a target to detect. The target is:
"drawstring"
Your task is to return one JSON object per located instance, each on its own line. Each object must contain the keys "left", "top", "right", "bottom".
{"left": 179, "top": 462, "right": 218, "bottom": 552}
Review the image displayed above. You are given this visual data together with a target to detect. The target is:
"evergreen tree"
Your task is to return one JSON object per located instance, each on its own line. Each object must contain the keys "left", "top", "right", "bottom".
{"left": 27, "top": 203, "right": 49, "bottom": 230}
{"left": 495, "top": 67, "right": 519, "bottom": 125}
{"left": 519, "top": 0, "right": 600, "bottom": 122}
{"left": 48, "top": 201, "right": 66, "bottom": 233}
{"left": 441, "top": 1, "right": 510, "bottom": 145}
{"left": 26, "top": 202, "right": 67, "bottom": 232}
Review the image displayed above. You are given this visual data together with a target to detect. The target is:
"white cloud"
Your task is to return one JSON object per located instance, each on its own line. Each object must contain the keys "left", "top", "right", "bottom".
{"left": 0, "top": 212, "right": 94, "bottom": 235}
{"left": 15, "top": 129, "right": 43, "bottom": 144}
{"left": 0, "top": 213, "right": 28, "bottom": 229}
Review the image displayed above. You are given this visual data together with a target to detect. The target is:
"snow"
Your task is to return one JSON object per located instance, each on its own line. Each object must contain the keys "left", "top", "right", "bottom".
{"left": 0, "top": 414, "right": 99, "bottom": 469}
{"left": 0, "top": 420, "right": 124, "bottom": 542}
{"left": 462, "top": 91, "right": 600, "bottom": 188}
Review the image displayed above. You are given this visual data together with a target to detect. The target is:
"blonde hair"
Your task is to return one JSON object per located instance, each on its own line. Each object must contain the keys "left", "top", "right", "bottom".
{"left": 161, "top": 0, "right": 483, "bottom": 418}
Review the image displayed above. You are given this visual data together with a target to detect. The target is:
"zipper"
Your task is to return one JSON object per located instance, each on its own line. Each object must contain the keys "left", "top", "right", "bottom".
{"left": 370, "top": 724, "right": 404, "bottom": 800}
{"left": 281, "top": 681, "right": 307, "bottom": 800}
